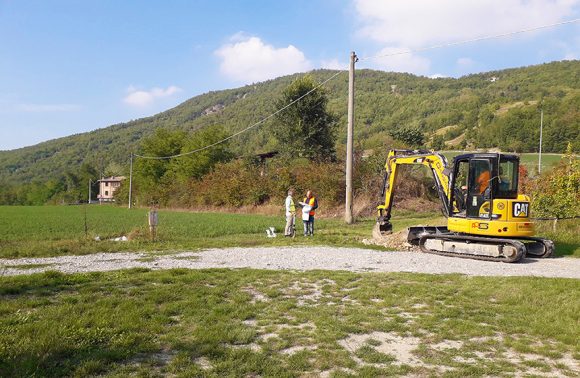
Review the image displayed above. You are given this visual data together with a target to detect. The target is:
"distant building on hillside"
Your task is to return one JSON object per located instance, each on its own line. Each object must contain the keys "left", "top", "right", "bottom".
{"left": 255, "top": 151, "right": 279, "bottom": 176}
{"left": 97, "top": 176, "right": 125, "bottom": 203}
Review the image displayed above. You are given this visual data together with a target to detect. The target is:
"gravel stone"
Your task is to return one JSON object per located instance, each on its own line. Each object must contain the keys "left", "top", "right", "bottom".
{"left": 1, "top": 247, "right": 579, "bottom": 278}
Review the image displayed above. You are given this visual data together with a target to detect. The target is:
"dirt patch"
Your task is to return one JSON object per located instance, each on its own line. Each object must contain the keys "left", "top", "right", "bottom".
{"left": 495, "top": 100, "right": 538, "bottom": 116}
{"left": 195, "top": 357, "right": 212, "bottom": 370}
{"left": 280, "top": 345, "right": 317, "bottom": 355}
{"left": 337, "top": 332, "right": 578, "bottom": 376}
{"left": 241, "top": 286, "right": 269, "bottom": 303}
{"left": 339, "top": 332, "right": 423, "bottom": 366}
{"left": 446, "top": 132, "right": 465, "bottom": 147}
{"left": 363, "top": 228, "right": 416, "bottom": 251}
{"left": 431, "top": 339, "right": 464, "bottom": 350}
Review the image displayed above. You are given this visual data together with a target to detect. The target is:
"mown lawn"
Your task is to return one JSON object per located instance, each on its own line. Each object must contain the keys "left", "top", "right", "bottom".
{"left": 1, "top": 205, "right": 577, "bottom": 259}
{"left": 1, "top": 269, "right": 578, "bottom": 377}
{"left": 0, "top": 206, "right": 440, "bottom": 259}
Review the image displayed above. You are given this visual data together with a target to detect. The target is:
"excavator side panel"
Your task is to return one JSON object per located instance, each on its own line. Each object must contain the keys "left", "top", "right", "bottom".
{"left": 447, "top": 218, "right": 535, "bottom": 237}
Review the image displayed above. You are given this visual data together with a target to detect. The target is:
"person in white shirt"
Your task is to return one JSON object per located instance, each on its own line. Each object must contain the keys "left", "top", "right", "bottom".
{"left": 284, "top": 189, "right": 296, "bottom": 236}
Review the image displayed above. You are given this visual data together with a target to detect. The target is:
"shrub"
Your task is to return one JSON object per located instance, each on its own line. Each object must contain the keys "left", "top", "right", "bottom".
{"left": 530, "top": 145, "right": 579, "bottom": 218}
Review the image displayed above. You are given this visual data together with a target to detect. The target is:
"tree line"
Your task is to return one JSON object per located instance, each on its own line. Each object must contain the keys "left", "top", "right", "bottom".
{"left": 1, "top": 71, "right": 578, "bottom": 219}
{"left": 1, "top": 61, "right": 578, "bottom": 190}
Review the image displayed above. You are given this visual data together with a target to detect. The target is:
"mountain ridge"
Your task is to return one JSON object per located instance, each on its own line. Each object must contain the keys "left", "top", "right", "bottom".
{"left": 1, "top": 60, "right": 578, "bottom": 185}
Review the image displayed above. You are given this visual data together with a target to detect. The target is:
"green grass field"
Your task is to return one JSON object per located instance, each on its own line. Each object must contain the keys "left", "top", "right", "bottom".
{"left": 0, "top": 205, "right": 577, "bottom": 258}
{"left": 0, "top": 206, "right": 440, "bottom": 259}
{"left": 1, "top": 206, "right": 578, "bottom": 376}
{"left": 1, "top": 269, "right": 578, "bottom": 377}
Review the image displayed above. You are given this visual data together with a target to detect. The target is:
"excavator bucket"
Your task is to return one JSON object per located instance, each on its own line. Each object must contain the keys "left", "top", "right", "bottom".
{"left": 372, "top": 221, "right": 393, "bottom": 244}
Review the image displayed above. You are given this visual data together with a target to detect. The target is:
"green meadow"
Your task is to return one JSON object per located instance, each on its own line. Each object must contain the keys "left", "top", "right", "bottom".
{"left": 0, "top": 206, "right": 578, "bottom": 376}
{"left": 0, "top": 206, "right": 440, "bottom": 259}
{"left": 0, "top": 205, "right": 577, "bottom": 259}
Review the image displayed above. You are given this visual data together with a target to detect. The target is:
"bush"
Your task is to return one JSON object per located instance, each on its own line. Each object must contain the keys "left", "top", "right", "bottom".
{"left": 530, "top": 145, "right": 579, "bottom": 218}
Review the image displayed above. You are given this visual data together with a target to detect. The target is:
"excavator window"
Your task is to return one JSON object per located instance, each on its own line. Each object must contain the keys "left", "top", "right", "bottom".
{"left": 451, "top": 160, "right": 469, "bottom": 215}
{"left": 495, "top": 158, "right": 519, "bottom": 199}
{"left": 467, "top": 159, "right": 492, "bottom": 218}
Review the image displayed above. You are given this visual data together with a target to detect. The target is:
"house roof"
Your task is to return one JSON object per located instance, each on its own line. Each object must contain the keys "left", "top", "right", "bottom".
{"left": 98, "top": 176, "right": 126, "bottom": 182}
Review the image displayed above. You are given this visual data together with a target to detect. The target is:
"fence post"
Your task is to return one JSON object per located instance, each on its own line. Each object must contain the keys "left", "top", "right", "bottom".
{"left": 552, "top": 218, "right": 558, "bottom": 232}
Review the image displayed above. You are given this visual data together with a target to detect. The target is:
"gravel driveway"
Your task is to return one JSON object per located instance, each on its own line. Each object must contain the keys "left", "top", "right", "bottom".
{"left": 2, "top": 246, "right": 579, "bottom": 278}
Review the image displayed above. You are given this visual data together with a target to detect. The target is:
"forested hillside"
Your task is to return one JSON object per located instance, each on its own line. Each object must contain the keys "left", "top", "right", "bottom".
{"left": 0, "top": 60, "right": 578, "bottom": 188}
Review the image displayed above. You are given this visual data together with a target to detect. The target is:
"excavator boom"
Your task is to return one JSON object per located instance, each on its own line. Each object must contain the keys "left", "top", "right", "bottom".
{"left": 377, "top": 149, "right": 451, "bottom": 233}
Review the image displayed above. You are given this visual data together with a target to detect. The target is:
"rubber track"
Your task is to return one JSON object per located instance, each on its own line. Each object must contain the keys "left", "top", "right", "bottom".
{"left": 517, "top": 237, "right": 555, "bottom": 258}
{"left": 419, "top": 234, "right": 526, "bottom": 263}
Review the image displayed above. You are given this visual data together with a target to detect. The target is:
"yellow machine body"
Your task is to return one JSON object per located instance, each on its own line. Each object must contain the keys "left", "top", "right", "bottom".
{"left": 375, "top": 149, "right": 553, "bottom": 261}
{"left": 447, "top": 195, "right": 535, "bottom": 237}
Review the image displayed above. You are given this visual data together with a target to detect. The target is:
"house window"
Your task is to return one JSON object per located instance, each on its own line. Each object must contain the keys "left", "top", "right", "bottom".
{"left": 105, "top": 182, "right": 109, "bottom": 187}
{"left": 105, "top": 191, "right": 109, "bottom": 196}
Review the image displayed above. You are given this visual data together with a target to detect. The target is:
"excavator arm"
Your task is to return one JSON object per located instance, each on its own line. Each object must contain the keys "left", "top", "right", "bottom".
{"left": 376, "top": 149, "right": 452, "bottom": 233}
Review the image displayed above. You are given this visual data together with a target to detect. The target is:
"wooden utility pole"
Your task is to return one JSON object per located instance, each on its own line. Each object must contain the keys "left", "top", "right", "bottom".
{"left": 128, "top": 153, "right": 133, "bottom": 209}
{"left": 345, "top": 51, "right": 357, "bottom": 224}
{"left": 538, "top": 108, "right": 543, "bottom": 174}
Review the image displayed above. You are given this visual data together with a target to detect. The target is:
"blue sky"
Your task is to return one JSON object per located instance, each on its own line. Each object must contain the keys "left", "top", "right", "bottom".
{"left": 1, "top": 0, "right": 579, "bottom": 150}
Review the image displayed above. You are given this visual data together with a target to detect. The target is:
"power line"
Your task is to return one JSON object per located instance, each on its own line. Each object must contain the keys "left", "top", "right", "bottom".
{"left": 358, "top": 18, "right": 580, "bottom": 62}
{"left": 133, "top": 18, "right": 580, "bottom": 160}
{"left": 134, "top": 70, "right": 345, "bottom": 160}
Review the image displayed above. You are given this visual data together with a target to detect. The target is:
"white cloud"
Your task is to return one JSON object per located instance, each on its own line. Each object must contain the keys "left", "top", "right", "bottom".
{"left": 429, "top": 73, "right": 447, "bottom": 79}
{"left": 215, "top": 35, "right": 312, "bottom": 82}
{"left": 457, "top": 57, "right": 475, "bottom": 67}
{"left": 354, "top": 0, "right": 580, "bottom": 48}
{"left": 123, "top": 85, "right": 182, "bottom": 107}
{"left": 371, "top": 47, "right": 431, "bottom": 75}
{"left": 321, "top": 58, "right": 345, "bottom": 70}
{"left": 16, "top": 103, "right": 81, "bottom": 112}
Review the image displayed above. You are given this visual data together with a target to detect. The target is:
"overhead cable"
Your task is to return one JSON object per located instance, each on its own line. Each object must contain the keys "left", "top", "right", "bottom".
{"left": 134, "top": 18, "right": 580, "bottom": 160}
{"left": 134, "top": 70, "right": 345, "bottom": 160}
{"left": 358, "top": 18, "right": 580, "bottom": 62}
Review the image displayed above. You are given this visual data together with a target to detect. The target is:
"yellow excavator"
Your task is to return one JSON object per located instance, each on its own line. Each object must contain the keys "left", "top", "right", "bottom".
{"left": 374, "top": 149, "right": 554, "bottom": 262}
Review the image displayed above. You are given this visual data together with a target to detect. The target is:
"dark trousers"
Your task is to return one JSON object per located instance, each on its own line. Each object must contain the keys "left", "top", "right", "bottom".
{"left": 303, "top": 215, "right": 314, "bottom": 235}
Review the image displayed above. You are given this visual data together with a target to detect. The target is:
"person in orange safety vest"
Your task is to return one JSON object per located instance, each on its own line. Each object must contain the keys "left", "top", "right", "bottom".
{"left": 301, "top": 190, "right": 318, "bottom": 236}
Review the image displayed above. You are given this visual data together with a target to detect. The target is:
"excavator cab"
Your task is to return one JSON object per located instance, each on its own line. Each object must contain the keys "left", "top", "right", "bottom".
{"left": 374, "top": 149, "right": 554, "bottom": 262}
{"left": 449, "top": 154, "right": 519, "bottom": 219}
{"left": 446, "top": 153, "right": 535, "bottom": 239}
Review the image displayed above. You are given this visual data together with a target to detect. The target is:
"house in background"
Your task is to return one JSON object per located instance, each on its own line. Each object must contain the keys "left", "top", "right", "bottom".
{"left": 97, "top": 176, "right": 125, "bottom": 203}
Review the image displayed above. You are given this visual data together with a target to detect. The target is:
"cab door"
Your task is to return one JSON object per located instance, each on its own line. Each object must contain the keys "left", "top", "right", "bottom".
{"left": 467, "top": 159, "right": 492, "bottom": 218}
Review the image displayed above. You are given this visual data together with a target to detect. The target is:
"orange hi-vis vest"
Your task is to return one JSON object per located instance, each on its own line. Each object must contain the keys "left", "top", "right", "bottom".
{"left": 304, "top": 196, "right": 316, "bottom": 216}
